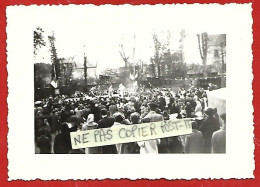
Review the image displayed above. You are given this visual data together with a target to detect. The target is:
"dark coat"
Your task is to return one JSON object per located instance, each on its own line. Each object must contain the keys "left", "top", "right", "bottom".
{"left": 36, "top": 135, "right": 51, "bottom": 154}
{"left": 98, "top": 117, "right": 115, "bottom": 129}
{"left": 98, "top": 117, "right": 117, "bottom": 154}
{"left": 200, "top": 116, "right": 220, "bottom": 153}
{"left": 159, "top": 96, "right": 166, "bottom": 111}
{"left": 54, "top": 133, "right": 72, "bottom": 154}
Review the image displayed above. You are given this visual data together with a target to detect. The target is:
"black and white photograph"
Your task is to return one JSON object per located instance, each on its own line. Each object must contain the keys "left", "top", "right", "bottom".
{"left": 7, "top": 4, "right": 253, "bottom": 179}
{"left": 34, "top": 24, "right": 226, "bottom": 154}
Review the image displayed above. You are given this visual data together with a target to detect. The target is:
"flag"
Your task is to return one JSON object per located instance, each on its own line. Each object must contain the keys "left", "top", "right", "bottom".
{"left": 50, "top": 80, "right": 58, "bottom": 88}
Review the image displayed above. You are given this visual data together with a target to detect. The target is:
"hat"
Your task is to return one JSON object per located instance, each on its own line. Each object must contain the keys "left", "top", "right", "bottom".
{"left": 130, "top": 112, "right": 140, "bottom": 124}
{"left": 113, "top": 112, "right": 125, "bottom": 119}
{"left": 205, "top": 108, "right": 214, "bottom": 116}
{"left": 100, "top": 108, "right": 108, "bottom": 116}
{"left": 148, "top": 102, "right": 158, "bottom": 108}
{"left": 220, "top": 113, "right": 226, "bottom": 123}
{"left": 87, "top": 114, "right": 95, "bottom": 123}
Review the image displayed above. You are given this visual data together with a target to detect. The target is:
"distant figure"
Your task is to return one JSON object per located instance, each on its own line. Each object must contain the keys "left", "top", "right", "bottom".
{"left": 109, "top": 101, "right": 117, "bottom": 117}
{"left": 118, "top": 83, "right": 125, "bottom": 97}
{"left": 185, "top": 102, "right": 194, "bottom": 118}
{"left": 194, "top": 100, "right": 203, "bottom": 118}
{"left": 213, "top": 108, "right": 223, "bottom": 128}
{"left": 184, "top": 121, "right": 204, "bottom": 153}
{"left": 212, "top": 113, "right": 226, "bottom": 153}
{"left": 108, "top": 84, "right": 113, "bottom": 98}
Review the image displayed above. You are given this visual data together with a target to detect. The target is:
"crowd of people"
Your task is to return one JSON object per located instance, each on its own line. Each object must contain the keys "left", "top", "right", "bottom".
{"left": 35, "top": 86, "right": 226, "bottom": 154}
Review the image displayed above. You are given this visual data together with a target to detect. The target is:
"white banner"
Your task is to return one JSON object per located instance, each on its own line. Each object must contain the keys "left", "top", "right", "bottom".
{"left": 70, "top": 119, "right": 192, "bottom": 149}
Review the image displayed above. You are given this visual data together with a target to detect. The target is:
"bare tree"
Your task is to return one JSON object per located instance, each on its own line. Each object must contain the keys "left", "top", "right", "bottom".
{"left": 119, "top": 43, "right": 130, "bottom": 68}
{"left": 197, "top": 32, "right": 208, "bottom": 78}
{"left": 152, "top": 33, "right": 162, "bottom": 77}
{"left": 118, "top": 35, "right": 139, "bottom": 85}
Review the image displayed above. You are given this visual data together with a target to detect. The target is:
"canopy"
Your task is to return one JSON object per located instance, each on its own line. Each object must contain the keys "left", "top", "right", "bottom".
{"left": 206, "top": 88, "right": 226, "bottom": 115}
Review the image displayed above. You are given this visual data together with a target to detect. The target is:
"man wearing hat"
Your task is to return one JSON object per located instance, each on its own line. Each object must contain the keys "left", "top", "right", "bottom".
{"left": 200, "top": 108, "right": 220, "bottom": 153}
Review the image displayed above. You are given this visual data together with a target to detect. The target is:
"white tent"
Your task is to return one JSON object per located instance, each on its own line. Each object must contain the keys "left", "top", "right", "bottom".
{"left": 206, "top": 88, "right": 226, "bottom": 115}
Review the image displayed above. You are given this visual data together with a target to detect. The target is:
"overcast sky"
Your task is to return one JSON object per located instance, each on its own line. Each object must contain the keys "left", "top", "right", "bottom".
{"left": 33, "top": 5, "right": 227, "bottom": 75}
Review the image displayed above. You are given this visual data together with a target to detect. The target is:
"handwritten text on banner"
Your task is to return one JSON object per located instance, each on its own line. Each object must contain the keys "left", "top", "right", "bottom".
{"left": 70, "top": 119, "right": 192, "bottom": 149}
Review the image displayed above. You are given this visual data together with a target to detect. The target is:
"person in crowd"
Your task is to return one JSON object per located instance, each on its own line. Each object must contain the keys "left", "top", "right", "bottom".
{"left": 54, "top": 122, "right": 72, "bottom": 154}
{"left": 82, "top": 114, "right": 101, "bottom": 154}
{"left": 109, "top": 101, "right": 117, "bottom": 117}
{"left": 194, "top": 100, "right": 203, "bottom": 118}
{"left": 213, "top": 108, "right": 223, "bottom": 128}
{"left": 112, "top": 112, "right": 126, "bottom": 154}
{"left": 120, "top": 112, "right": 140, "bottom": 154}
{"left": 158, "top": 94, "right": 166, "bottom": 111}
{"left": 200, "top": 108, "right": 220, "bottom": 153}
{"left": 138, "top": 102, "right": 162, "bottom": 154}
{"left": 212, "top": 113, "right": 226, "bottom": 153}
{"left": 34, "top": 85, "right": 225, "bottom": 154}
{"left": 43, "top": 118, "right": 51, "bottom": 131}
{"left": 51, "top": 110, "right": 60, "bottom": 134}
{"left": 37, "top": 119, "right": 52, "bottom": 142}
{"left": 35, "top": 111, "right": 43, "bottom": 129}
{"left": 97, "top": 108, "right": 117, "bottom": 154}
{"left": 184, "top": 121, "right": 204, "bottom": 153}
{"left": 185, "top": 102, "right": 194, "bottom": 118}
{"left": 36, "top": 128, "right": 51, "bottom": 154}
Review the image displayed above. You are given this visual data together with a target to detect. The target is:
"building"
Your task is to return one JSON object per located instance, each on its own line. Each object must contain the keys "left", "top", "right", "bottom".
{"left": 207, "top": 34, "right": 226, "bottom": 74}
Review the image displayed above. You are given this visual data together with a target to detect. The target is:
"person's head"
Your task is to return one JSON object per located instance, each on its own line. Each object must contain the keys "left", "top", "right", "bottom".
{"left": 61, "top": 122, "right": 70, "bottom": 134}
{"left": 130, "top": 112, "right": 141, "bottom": 124}
{"left": 205, "top": 108, "right": 214, "bottom": 117}
{"left": 220, "top": 113, "right": 226, "bottom": 124}
{"left": 70, "top": 110, "right": 74, "bottom": 115}
{"left": 43, "top": 119, "right": 48, "bottom": 123}
{"left": 148, "top": 102, "right": 158, "bottom": 111}
{"left": 113, "top": 112, "right": 125, "bottom": 123}
{"left": 191, "top": 121, "right": 198, "bottom": 129}
{"left": 100, "top": 108, "right": 108, "bottom": 117}
{"left": 155, "top": 108, "right": 161, "bottom": 114}
{"left": 87, "top": 114, "right": 94, "bottom": 123}
{"left": 39, "top": 128, "right": 47, "bottom": 136}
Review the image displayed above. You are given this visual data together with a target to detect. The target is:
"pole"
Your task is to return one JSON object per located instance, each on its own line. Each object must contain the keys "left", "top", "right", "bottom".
{"left": 83, "top": 45, "right": 87, "bottom": 90}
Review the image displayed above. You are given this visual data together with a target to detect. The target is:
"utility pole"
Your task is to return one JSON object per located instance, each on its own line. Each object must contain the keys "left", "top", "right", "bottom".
{"left": 220, "top": 42, "right": 226, "bottom": 87}
{"left": 180, "top": 29, "right": 186, "bottom": 78}
{"left": 84, "top": 45, "right": 87, "bottom": 85}
{"left": 78, "top": 45, "right": 97, "bottom": 91}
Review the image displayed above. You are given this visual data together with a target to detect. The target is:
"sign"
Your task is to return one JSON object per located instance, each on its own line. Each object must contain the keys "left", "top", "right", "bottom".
{"left": 54, "top": 89, "right": 60, "bottom": 95}
{"left": 70, "top": 119, "right": 192, "bottom": 149}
